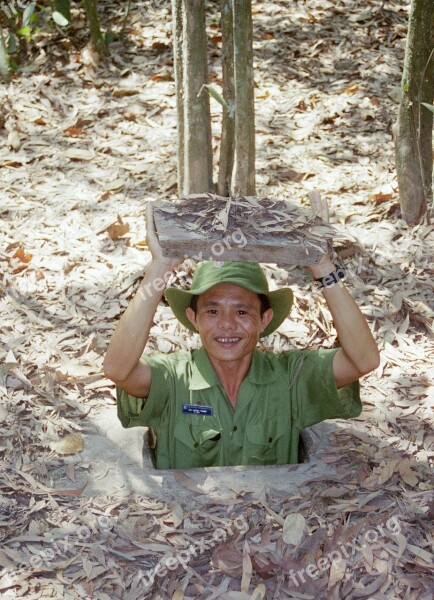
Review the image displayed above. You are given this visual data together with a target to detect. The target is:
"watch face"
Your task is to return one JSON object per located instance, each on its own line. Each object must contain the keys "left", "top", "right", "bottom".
{"left": 336, "top": 267, "right": 346, "bottom": 280}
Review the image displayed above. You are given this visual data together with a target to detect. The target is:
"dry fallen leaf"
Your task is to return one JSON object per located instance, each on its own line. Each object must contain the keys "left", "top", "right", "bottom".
{"left": 107, "top": 222, "right": 130, "bottom": 240}
{"left": 7, "top": 130, "right": 21, "bottom": 151}
{"left": 376, "top": 459, "right": 400, "bottom": 485}
{"left": 164, "top": 503, "right": 184, "bottom": 528}
{"left": 282, "top": 513, "right": 305, "bottom": 546}
{"left": 399, "top": 459, "right": 420, "bottom": 487}
{"left": 250, "top": 584, "right": 266, "bottom": 600}
{"left": 53, "top": 433, "right": 84, "bottom": 456}
{"left": 64, "top": 148, "right": 95, "bottom": 161}
{"left": 211, "top": 542, "right": 243, "bottom": 577}
{"left": 0, "top": 405, "right": 8, "bottom": 424}
{"left": 172, "top": 471, "right": 209, "bottom": 495}
{"left": 328, "top": 557, "right": 347, "bottom": 590}
{"left": 105, "top": 217, "right": 130, "bottom": 240}
{"left": 63, "top": 127, "right": 86, "bottom": 137}
{"left": 240, "top": 541, "right": 252, "bottom": 593}
{"left": 10, "top": 247, "right": 33, "bottom": 273}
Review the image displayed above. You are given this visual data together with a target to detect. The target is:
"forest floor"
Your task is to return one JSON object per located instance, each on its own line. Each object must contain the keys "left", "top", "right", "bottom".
{"left": 0, "top": 0, "right": 434, "bottom": 599}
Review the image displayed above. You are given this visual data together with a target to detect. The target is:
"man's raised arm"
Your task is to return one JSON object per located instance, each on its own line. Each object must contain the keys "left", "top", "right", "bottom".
{"left": 307, "top": 192, "right": 380, "bottom": 389}
{"left": 103, "top": 203, "right": 183, "bottom": 398}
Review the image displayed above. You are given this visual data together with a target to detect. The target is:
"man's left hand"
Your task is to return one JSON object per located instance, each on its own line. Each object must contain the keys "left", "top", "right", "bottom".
{"left": 307, "top": 190, "right": 335, "bottom": 277}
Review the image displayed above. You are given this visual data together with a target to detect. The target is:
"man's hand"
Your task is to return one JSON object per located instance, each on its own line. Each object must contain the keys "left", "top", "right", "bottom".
{"left": 307, "top": 190, "right": 335, "bottom": 278}
{"left": 309, "top": 189, "right": 329, "bottom": 223}
{"left": 146, "top": 202, "right": 183, "bottom": 270}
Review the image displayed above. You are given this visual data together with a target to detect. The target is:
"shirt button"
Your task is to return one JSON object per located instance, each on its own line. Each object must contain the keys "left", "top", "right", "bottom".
{"left": 232, "top": 426, "right": 238, "bottom": 432}
{"left": 194, "top": 442, "right": 199, "bottom": 448}
{"left": 268, "top": 437, "right": 273, "bottom": 443}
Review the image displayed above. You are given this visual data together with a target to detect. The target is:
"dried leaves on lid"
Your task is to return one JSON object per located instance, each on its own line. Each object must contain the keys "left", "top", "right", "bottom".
{"left": 156, "top": 193, "right": 336, "bottom": 242}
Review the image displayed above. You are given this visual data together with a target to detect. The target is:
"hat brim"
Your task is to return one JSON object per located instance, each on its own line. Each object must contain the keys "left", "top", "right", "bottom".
{"left": 165, "top": 285, "right": 293, "bottom": 338}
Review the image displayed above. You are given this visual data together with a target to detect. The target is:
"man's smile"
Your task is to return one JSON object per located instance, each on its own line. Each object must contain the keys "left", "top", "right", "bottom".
{"left": 215, "top": 336, "right": 242, "bottom": 345}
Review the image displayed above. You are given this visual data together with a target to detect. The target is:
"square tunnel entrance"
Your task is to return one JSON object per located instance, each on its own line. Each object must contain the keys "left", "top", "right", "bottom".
{"left": 73, "top": 407, "right": 351, "bottom": 499}
{"left": 144, "top": 428, "right": 313, "bottom": 469}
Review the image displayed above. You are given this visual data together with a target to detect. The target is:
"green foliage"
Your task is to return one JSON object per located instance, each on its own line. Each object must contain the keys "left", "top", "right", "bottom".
{"left": 0, "top": 0, "right": 109, "bottom": 79}
{"left": 0, "top": 1, "right": 40, "bottom": 77}
{"left": 104, "top": 30, "right": 117, "bottom": 44}
{"left": 7, "top": 32, "right": 17, "bottom": 54}
{"left": 23, "top": 2, "right": 37, "bottom": 28}
{"left": 0, "top": 2, "right": 40, "bottom": 79}
{"left": 53, "top": 0, "right": 71, "bottom": 23}
{"left": 13, "top": 2, "right": 39, "bottom": 41}
{"left": 200, "top": 84, "right": 231, "bottom": 113}
{"left": 52, "top": 11, "right": 70, "bottom": 27}
{"left": 421, "top": 102, "right": 434, "bottom": 114}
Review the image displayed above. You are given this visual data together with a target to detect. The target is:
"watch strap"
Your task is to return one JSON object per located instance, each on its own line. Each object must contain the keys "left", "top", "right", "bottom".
{"left": 314, "top": 267, "right": 346, "bottom": 289}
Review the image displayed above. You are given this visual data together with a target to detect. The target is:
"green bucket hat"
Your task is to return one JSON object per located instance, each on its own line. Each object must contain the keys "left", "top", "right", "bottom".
{"left": 164, "top": 261, "right": 293, "bottom": 337}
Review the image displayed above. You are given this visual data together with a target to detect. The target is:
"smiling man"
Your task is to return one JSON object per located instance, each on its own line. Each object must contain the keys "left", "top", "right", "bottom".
{"left": 103, "top": 202, "right": 380, "bottom": 469}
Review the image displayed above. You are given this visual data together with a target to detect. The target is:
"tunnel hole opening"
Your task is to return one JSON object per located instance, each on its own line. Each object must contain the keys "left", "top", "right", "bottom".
{"left": 143, "top": 429, "right": 312, "bottom": 470}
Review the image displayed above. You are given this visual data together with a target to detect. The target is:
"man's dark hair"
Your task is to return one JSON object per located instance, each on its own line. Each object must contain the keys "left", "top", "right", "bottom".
{"left": 190, "top": 293, "right": 270, "bottom": 316}
{"left": 258, "top": 294, "right": 271, "bottom": 315}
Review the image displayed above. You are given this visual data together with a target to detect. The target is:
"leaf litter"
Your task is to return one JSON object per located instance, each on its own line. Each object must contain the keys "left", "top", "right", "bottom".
{"left": 155, "top": 193, "right": 336, "bottom": 241}
{"left": 0, "top": 0, "right": 433, "bottom": 598}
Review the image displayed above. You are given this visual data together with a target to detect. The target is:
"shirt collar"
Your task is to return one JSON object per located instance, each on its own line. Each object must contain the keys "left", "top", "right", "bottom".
{"left": 189, "top": 348, "right": 221, "bottom": 390}
{"left": 189, "top": 347, "right": 279, "bottom": 390}
{"left": 247, "top": 349, "right": 280, "bottom": 385}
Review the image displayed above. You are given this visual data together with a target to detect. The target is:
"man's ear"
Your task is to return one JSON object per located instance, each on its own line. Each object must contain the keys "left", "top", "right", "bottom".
{"left": 260, "top": 308, "right": 274, "bottom": 332}
{"left": 185, "top": 307, "right": 197, "bottom": 328}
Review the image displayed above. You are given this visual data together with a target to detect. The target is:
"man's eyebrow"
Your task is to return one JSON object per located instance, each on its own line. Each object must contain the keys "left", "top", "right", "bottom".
{"left": 201, "top": 300, "right": 256, "bottom": 309}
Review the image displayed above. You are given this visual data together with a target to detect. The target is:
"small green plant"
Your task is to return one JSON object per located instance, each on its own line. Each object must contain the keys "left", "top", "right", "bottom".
{"left": 12, "top": 2, "right": 39, "bottom": 42}
{"left": 0, "top": 1, "right": 72, "bottom": 78}
{"left": 0, "top": 0, "right": 109, "bottom": 79}
{"left": 0, "top": 1, "right": 39, "bottom": 77}
{"left": 421, "top": 102, "right": 434, "bottom": 114}
{"left": 52, "top": 0, "right": 71, "bottom": 24}
{"left": 52, "top": 11, "right": 70, "bottom": 27}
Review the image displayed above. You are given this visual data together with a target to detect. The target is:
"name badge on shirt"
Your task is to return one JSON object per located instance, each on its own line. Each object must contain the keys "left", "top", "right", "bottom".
{"left": 182, "top": 404, "right": 213, "bottom": 416}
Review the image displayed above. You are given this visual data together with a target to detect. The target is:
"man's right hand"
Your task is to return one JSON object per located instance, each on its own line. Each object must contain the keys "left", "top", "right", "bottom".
{"left": 146, "top": 202, "right": 183, "bottom": 271}
{"left": 103, "top": 203, "right": 184, "bottom": 399}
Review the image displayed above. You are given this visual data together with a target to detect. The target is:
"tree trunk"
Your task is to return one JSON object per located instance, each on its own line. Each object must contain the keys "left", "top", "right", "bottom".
{"left": 172, "top": 0, "right": 213, "bottom": 196}
{"left": 394, "top": 0, "right": 434, "bottom": 224}
{"left": 217, "top": 0, "right": 235, "bottom": 197}
{"left": 232, "top": 0, "right": 255, "bottom": 196}
{"left": 0, "top": 25, "right": 9, "bottom": 81}
{"left": 172, "top": 0, "right": 185, "bottom": 195}
{"left": 83, "top": 0, "right": 108, "bottom": 56}
{"left": 53, "top": 0, "right": 71, "bottom": 22}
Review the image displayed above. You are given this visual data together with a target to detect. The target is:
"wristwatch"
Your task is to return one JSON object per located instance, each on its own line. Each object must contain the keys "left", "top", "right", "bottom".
{"left": 314, "top": 267, "right": 346, "bottom": 289}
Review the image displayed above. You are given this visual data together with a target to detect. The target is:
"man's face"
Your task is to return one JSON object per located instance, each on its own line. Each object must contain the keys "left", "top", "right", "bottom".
{"left": 185, "top": 283, "right": 273, "bottom": 364}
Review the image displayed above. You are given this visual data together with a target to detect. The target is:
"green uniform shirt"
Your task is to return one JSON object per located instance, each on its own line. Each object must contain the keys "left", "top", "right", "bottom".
{"left": 116, "top": 347, "right": 361, "bottom": 470}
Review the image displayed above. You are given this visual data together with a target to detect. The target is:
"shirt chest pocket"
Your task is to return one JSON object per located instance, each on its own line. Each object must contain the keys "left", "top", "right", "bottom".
{"left": 244, "top": 418, "right": 288, "bottom": 465}
{"left": 173, "top": 421, "right": 223, "bottom": 468}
